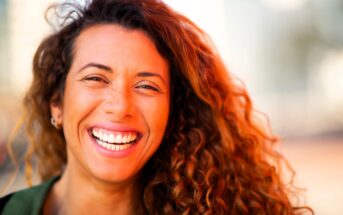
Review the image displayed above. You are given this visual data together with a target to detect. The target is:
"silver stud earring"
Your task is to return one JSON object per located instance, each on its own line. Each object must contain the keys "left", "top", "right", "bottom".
{"left": 51, "top": 117, "right": 61, "bottom": 129}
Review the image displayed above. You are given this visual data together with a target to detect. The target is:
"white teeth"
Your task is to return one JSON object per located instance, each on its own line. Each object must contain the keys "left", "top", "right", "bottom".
{"left": 96, "top": 139, "right": 132, "bottom": 151}
{"left": 122, "top": 135, "right": 128, "bottom": 143}
{"left": 108, "top": 134, "right": 115, "bottom": 143}
{"left": 92, "top": 129, "right": 137, "bottom": 144}
{"left": 94, "top": 130, "right": 99, "bottom": 137}
{"left": 115, "top": 134, "right": 122, "bottom": 143}
{"left": 103, "top": 133, "right": 109, "bottom": 142}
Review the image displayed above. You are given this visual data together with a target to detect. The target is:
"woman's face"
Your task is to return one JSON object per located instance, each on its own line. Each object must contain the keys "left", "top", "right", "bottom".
{"left": 51, "top": 24, "right": 170, "bottom": 184}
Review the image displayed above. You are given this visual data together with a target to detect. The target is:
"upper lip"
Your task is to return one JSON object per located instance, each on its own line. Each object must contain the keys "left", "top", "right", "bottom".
{"left": 88, "top": 122, "right": 142, "bottom": 135}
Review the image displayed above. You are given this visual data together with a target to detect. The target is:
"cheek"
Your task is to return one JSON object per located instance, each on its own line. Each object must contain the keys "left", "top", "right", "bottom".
{"left": 140, "top": 96, "right": 170, "bottom": 139}
{"left": 62, "top": 83, "right": 102, "bottom": 144}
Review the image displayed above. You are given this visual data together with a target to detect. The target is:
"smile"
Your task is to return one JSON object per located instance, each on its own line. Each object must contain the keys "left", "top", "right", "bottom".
{"left": 90, "top": 128, "right": 140, "bottom": 151}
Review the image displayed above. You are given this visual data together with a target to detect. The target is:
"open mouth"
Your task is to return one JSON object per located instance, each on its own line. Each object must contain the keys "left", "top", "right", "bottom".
{"left": 89, "top": 128, "right": 141, "bottom": 151}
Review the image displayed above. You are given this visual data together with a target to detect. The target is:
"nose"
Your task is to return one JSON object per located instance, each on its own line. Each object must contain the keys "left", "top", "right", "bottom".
{"left": 102, "top": 86, "right": 133, "bottom": 120}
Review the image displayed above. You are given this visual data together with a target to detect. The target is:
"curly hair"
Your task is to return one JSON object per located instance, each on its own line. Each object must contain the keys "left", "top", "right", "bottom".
{"left": 13, "top": 0, "right": 312, "bottom": 214}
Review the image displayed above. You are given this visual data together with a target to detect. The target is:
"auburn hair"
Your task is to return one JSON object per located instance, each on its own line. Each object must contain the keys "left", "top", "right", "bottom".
{"left": 11, "top": 0, "right": 312, "bottom": 214}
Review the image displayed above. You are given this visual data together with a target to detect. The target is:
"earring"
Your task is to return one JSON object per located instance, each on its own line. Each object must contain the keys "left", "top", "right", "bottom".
{"left": 51, "top": 117, "right": 61, "bottom": 129}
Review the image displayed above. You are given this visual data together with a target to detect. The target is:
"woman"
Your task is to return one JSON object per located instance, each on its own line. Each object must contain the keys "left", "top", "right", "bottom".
{"left": 1, "top": 0, "right": 311, "bottom": 214}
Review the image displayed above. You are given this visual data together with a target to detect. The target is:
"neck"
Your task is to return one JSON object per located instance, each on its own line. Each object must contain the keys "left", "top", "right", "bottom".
{"left": 44, "top": 166, "right": 141, "bottom": 215}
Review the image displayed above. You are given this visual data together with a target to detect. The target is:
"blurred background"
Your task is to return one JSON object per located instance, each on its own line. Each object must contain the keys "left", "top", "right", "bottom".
{"left": 0, "top": 0, "right": 342, "bottom": 214}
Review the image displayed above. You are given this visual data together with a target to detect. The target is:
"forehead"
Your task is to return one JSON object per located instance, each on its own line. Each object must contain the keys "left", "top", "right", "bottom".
{"left": 74, "top": 24, "right": 156, "bottom": 57}
{"left": 70, "top": 24, "right": 169, "bottom": 74}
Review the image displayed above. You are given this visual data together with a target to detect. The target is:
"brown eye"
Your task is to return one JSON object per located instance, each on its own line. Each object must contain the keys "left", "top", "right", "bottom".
{"left": 84, "top": 76, "right": 108, "bottom": 83}
{"left": 135, "top": 84, "right": 159, "bottom": 92}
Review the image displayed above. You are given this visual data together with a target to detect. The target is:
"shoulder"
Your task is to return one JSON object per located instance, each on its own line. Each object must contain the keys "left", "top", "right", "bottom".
{"left": 0, "top": 193, "right": 13, "bottom": 212}
{"left": 0, "top": 176, "right": 59, "bottom": 215}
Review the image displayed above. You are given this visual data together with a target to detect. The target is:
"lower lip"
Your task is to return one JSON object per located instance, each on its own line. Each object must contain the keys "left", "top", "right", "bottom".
{"left": 89, "top": 133, "right": 139, "bottom": 158}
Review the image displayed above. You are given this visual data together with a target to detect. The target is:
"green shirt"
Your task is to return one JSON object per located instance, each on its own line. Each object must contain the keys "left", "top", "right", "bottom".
{"left": 0, "top": 176, "right": 59, "bottom": 215}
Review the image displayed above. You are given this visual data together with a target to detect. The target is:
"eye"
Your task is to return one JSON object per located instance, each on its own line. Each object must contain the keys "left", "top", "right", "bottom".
{"left": 83, "top": 75, "right": 109, "bottom": 84}
{"left": 135, "top": 84, "right": 160, "bottom": 92}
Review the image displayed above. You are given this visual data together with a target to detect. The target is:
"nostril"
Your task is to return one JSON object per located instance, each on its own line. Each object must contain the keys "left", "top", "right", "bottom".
{"left": 101, "top": 94, "right": 134, "bottom": 119}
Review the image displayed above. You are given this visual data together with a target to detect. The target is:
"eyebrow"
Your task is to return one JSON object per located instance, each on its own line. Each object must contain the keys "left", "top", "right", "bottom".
{"left": 78, "top": 62, "right": 113, "bottom": 73}
{"left": 78, "top": 62, "right": 167, "bottom": 85}
{"left": 136, "top": 72, "right": 167, "bottom": 85}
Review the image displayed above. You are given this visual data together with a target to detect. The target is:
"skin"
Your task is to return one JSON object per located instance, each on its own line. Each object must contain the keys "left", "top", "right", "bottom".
{"left": 47, "top": 24, "right": 170, "bottom": 214}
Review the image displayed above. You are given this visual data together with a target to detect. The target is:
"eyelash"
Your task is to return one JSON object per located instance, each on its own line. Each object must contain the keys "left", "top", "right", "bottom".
{"left": 135, "top": 84, "right": 159, "bottom": 92}
{"left": 84, "top": 76, "right": 108, "bottom": 83}
{"left": 83, "top": 76, "right": 160, "bottom": 92}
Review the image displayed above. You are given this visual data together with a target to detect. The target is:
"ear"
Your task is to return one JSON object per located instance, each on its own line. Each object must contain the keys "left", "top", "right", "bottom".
{"left": 50, "top": 93, "right": 63, "bottom": 127}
